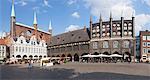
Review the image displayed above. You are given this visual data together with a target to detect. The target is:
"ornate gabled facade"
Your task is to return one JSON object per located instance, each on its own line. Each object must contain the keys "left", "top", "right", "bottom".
{"left": 90, "top": 13, "right": 136, "bottom": 62}
{"left": 4, "top": 0, "right": 52, "bottom": 60}
{"left": 10, "top": 35, "right": 47, "bottom": 60}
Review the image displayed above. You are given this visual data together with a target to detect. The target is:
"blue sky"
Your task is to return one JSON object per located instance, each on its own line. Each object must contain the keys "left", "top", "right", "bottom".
{"left": 0, "top": 0, "right": 150, "bottom": 36}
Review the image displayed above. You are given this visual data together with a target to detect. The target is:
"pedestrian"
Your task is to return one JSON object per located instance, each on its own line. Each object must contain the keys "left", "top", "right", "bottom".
{"left": 28, "top": 62, "right": 30, "bottom": 68}
{"left": 28, "top": 60, "right": 32, "bottom": 68}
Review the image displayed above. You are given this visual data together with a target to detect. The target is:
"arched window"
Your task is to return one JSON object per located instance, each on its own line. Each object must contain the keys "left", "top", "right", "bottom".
{"left": 19, "top": 47, "right": 21, "bottom": 52}
{"left": 31, "top": 41, "right": 33, "bottom": 45}
{"left": 103, "top": 41, "right": 109, "bottom": 48}
{"left": 113, "top": 41, "right": 119, "bottom": 48}
{"left": 21, "top": 40, "right": 23, "bottom": 44}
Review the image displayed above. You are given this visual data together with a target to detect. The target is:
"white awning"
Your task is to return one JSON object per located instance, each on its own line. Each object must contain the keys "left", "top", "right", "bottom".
{"left": 97, "top": 54, "right": 110, "bottom": 57}
{"left": 110, "top": 54, "right": 123, "bottom": 57}
{"left": 82, "top": 54, "right": 99, "bottom": 57}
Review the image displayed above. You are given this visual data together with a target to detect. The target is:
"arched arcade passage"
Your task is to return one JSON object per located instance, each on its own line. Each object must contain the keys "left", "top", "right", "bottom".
{"left": 74, "top": 53, "right": 79, "bottom": 62}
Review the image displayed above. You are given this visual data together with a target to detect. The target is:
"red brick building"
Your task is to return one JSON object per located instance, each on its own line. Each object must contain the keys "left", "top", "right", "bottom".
{"left": 3, "top": 0, "right": 52, "bottom": 59}
{"left": 9, "top": 0, "right": 52, "bottom": 45}
{"left": 140, "top": 30, "right": 150, "bottom": 62}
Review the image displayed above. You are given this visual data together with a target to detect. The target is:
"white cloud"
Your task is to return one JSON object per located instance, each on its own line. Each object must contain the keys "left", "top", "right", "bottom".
{"left": 14, "top": 0, "right": 27, "bottom": 6}
{"left": 20, "top": 1, "right": 27, "bottom": 6}
{"left": 83, "top": 0, "right": 134, "bottom": 20}
{"left": 83, "top": 0, "right": 150, "bottom": 36}
{"left": 142, "top": 0, "right": 150, "bottom": 7}
{"left": 68, "top": 0, "right": 77, "bottom": 5}
{"left": 43, "top": 0, "right": 52, "bottom": 8}
{"left": 11, "top": 0, "right": 36, "bottom": 6}
{"left": 71, "top": 12, "right": 80, "bottom": 18}
{"left": 135, "top": 14, "right": 150, "bottom": 35}
{"left": 65, "top": 25, "right": 81, "bottom": 32}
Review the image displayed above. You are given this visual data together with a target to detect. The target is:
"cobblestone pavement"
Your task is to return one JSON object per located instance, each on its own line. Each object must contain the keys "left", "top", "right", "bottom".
{"left": 0, "top": 62, "right": 150, "bottom": 80}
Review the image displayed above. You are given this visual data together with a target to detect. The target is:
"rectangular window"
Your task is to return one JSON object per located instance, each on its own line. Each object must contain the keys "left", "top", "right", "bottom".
{"left": 148, "top": 49, "right": 150, "bottom": 53}
{"left": 26, "top": 47, "right": 27, "bottom": 53}
{"left": 143, "top": 36, "right": 146, "bottom": 40}
{"left": 16, "top": 46, "right": 18, "bottom": 52}
{"left": 147, "top": 36, "right": 150, "bottom": 40}
{"left": 147, "top": 42, "right": 150, "bottom": 47}
{"left": 22, "top": 47, "right": 24, "bottom": 52}
{"left": 19, "top": 47, "right": 21, "bottom": 52}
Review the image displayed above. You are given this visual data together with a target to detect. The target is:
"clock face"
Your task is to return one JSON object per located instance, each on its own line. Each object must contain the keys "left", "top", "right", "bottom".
{"left": 113, "top": 41, "right": 119, "bottom": 48}
{"left": 103, "top": 41, "right": 109, "bottom": 48}
{"left": 123, "top": 41, "right": 129, "bottom": 48}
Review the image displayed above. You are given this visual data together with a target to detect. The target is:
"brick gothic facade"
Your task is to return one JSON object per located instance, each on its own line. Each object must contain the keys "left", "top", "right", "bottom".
{"left": 48, "top": 15, "right": 136, "bottom": 61}
{"left": 10, "top": 16, "right": 51, "bottom": 45}
{"left": 140, "top": 30, "right": 150, "bottom": 62}
{"left": 9, "top": 0, "right": 51, "bottom": 45}
{"left": 14, "top": 22, "right": 51, "bottom": 44}
{"left": 90, "top": 15, "right": 136, "bottom": 61}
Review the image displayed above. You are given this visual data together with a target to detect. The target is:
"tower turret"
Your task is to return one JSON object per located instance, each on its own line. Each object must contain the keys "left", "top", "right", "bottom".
{"left": 121, "top": 10, "right": 124, "bottom": 37}
{"left": 110, "top": 11, "right": 113, "bottom": 37}
{"left": 90, "top": 15, "right": 92, "bottom": 39}
{"left": 132, "top": 10, "right": 135, "bottom": 37}
{"left": 33, "top": 12, "right": 38, "bottom": 39}
{"left": 10, "top": 0, "right": 16, "bottom": 38}
{"left": 48, "top": 20, "right": 52, "bottom": 34}
{"left": 99, "top": 13, "right": 102, "bottom": 38}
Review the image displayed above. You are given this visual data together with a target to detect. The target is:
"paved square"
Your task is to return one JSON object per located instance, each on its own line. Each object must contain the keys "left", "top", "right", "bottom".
{"left": 0, "top": 63, "right": 150, "bottom": 80}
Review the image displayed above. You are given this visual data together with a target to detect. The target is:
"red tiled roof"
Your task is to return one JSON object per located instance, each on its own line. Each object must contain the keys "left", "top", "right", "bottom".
{"left": 0, "top": 39, "right": 6, "bottom": 45}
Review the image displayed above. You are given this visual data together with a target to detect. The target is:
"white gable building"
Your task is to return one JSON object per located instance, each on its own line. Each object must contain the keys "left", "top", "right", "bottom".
{"left": 10, "top": 35, "right": 47, "bottom": 60}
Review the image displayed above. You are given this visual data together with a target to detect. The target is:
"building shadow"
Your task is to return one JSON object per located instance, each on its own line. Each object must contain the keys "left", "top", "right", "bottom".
{"left": 1, "top": 65, "right": 150, "bottom": 80}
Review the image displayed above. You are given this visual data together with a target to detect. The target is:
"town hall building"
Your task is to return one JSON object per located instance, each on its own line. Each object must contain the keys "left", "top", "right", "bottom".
{"left": 48, "top": 13, "right": 136, "bottom": 62}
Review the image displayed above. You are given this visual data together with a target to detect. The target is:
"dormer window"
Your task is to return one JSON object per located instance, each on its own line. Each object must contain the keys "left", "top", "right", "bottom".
{"left": 72, "top": 33, "right": 74, "bottom": 36}
{"left": 31, "top": 41, "right": 33, "bottom": 45}
{"left": 21, "top": 40, "right": 23, "bottom": 44}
